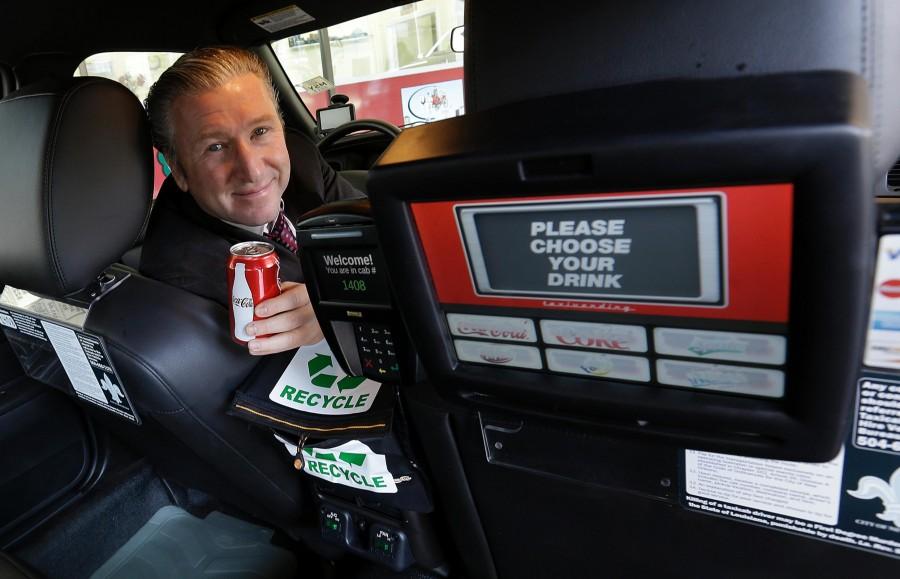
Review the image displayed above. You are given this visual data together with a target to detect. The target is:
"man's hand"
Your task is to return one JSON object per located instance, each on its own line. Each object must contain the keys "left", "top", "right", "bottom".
{"left": 245, "top": 282, "right": 324, "bottom": 355}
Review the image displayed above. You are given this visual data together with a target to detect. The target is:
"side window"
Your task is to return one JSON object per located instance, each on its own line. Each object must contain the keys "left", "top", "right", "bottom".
{"left": 272, "top": 0, "right": 465, "bottom": 128}
{"left": 75, "top": 52, "right": 183, "bottom": 197}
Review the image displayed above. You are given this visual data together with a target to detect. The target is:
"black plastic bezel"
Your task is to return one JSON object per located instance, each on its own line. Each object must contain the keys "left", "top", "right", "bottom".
{"left": 366, "top": 71, "right": 875, "bottom": 461}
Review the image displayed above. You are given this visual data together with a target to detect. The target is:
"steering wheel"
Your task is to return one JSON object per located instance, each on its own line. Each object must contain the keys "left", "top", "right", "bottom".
{"left": 317, "top": 118, "right": 401, "bottom": 153}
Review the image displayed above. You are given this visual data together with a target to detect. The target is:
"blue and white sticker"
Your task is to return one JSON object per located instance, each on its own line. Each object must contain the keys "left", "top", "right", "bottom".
{"left": 865, "top": 235, "right": 900, "bottom": 369}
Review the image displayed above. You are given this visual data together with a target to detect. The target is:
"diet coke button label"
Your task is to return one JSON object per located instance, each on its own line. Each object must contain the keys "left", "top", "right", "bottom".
{"left": 447, "top": 314, "right": 537, "bottom": 343}
{"left": 454, "top": 340, "right": 543, "bottom": 369}
{"left": 539, "top": 319, "right": 648, "bottom": 352}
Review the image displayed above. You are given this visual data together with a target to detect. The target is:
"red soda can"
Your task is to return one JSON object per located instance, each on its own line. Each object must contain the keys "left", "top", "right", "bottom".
{"left": 227, "top": 241, "right": 281, "bottom": 345}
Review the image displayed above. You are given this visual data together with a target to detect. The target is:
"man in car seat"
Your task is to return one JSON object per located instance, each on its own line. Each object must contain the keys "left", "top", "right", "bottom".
{"left": 140, "top": 46, "right": 362, "bottom": 355}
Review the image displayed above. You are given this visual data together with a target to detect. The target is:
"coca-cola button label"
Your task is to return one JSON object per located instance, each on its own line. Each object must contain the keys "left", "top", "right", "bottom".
{"left": 539, "top": 320, "right": 647, "bottom": 352}
{"left": 454, "top": 340, "right": 542, "bottom": 369}
{"left": 447, "top": 314, "right": 536, "bottom": 343}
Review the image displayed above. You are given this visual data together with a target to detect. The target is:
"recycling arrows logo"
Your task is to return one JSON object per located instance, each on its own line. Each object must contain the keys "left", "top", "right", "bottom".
{"left": 302, "top": 447, "right": 367, "bottom": 466}
{"left": 269, "top": 339, "right": 381, "bottom": 416}
{"left": 307, "top": 353, "right": 366, "bottom": 391}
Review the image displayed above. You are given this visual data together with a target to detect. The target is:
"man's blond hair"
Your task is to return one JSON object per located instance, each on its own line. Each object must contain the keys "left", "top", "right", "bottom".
{"left": 145, "top": 46, "right": 280, "bottom": 164}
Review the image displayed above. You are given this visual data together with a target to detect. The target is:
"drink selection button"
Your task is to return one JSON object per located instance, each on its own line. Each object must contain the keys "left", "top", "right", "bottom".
{"left": 447, "top": 313, "right": 537, "bottom": 343}
{"left": 546, "top": 349, "right": 650, "bottom": 382}
{"left": 653, "top": 328, "right": 786, "bottom": 365}
{"left": 454, "top": 340, "right": 542, "bottom": 369}
{"left": 656, "top": 359, "right": 784, "bottom": 398}
{"left": 540, "top": 320, "right": 648, "bottom": 352}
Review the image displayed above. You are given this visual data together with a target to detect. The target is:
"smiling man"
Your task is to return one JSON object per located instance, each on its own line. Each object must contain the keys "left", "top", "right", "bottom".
{"left": 140, "top": 46, "right": 361, "bottom": 354}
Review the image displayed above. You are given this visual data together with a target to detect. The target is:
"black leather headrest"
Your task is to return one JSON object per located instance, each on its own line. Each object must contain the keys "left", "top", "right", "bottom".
{"left": 0, "top": 77, "right": 152, "bottom": 297}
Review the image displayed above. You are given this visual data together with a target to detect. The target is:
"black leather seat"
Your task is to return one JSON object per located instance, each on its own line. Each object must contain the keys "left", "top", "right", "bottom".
{"left": 0, "top": 77, "right": 305, "bottom": 532}
{"left": 0, "top": 551, "right": 41, "bottom": 579}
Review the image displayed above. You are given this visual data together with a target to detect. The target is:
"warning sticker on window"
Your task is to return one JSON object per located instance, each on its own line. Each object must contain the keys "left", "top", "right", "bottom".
{"left": 682, "top": 374, "right": 900, "bottom": 559}
{"left": 251, "top": 5, "right": 314, "bottom": 33}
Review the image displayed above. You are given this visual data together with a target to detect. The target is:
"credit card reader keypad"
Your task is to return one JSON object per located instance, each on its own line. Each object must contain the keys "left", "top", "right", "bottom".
{"left": 296, "top": 201, "right": 403, "bottom": 382}
{"left": 356, "top": 323, "right": 400, "bottom": 381}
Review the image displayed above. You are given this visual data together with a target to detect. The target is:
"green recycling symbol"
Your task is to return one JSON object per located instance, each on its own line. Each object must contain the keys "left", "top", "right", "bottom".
{"left": 302, "top": 447, "right": 367, "bottom": 466}
{"left": 308, "top": 353, "right": 366, "bottom": 391}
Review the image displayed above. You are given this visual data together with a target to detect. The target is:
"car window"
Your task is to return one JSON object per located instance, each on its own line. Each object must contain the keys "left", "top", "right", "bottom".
{"left": 272, "top": 0, "right": 465, "bottom": 128}
{"left": 75, "top": 52, "right": 183, "bottom": 197}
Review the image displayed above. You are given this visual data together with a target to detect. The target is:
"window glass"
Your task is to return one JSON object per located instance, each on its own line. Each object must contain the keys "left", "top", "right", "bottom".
{"left": 75, "top": 52, "right": 183, "bottom": 196}
{"left": 272, "top": 0, "right": 464, "bottom": 128}
{"left": 75, "top": 52, "right": 182, "bottom": 104}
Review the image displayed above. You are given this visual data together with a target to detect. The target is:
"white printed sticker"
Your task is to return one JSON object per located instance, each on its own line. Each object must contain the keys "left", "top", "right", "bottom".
{"left": 301, "top": 75, "right": 334, "bottom": 95}
{"left": 1, "top": 285, "right": 87, "bottom": 327}
{"left": 251, "top": 5, "right": 315, "bottom": 33}
{"left": 301, "top": 440, "right": 397, "bottom": 494}
{"left": 39, "top": 321, "right": 139, "bottom": 423}
{"left": 42, "top": 322, "right": 109, "bottom": 403}
{"left": 269, "top": 340, "right": 381, "bottom": 415}
{"left": 684, "top": 448, "right": 845, "bottom": 525}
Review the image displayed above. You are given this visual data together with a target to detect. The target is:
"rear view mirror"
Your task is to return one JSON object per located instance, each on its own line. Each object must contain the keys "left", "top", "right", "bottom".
{"left": 450, "top": 26, "right": 464, "bottom": 53}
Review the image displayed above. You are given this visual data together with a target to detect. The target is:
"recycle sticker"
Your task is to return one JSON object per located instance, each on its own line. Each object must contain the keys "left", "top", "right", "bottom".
{"left": 269, "top": 339, "right": 381, "bottom": 415}
{"left": 274, "top": 434, "right": 399, "bottom": 494}
{"left": 299, "top": 440, "right": 398, "bottom": 494}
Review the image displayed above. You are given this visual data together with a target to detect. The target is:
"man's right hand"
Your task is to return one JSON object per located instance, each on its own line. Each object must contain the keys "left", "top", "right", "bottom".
{"left": 244, "top": 282, "right": 324, "bottom": 355}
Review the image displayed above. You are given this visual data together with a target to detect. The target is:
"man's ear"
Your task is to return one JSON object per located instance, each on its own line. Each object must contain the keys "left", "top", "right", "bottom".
{"left": 168, "top": 157, "right": 189, "bottom": 192}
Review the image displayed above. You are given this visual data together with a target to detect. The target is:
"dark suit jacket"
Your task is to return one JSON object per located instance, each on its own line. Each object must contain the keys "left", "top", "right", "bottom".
{"left": 140, "top": 130, "right": 363, "bottom": 305}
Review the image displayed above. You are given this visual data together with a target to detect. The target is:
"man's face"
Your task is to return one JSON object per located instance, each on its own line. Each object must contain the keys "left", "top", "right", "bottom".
{"left": 169, "top": 73, "right": 290, "bottom": 226}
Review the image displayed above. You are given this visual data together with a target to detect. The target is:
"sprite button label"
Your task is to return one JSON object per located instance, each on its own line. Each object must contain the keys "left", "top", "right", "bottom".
{"left": 269, "top": 340, "right": 381, "bottom": 415}
{"left": 301, "top": 440, "right": 398, "bottom": 493}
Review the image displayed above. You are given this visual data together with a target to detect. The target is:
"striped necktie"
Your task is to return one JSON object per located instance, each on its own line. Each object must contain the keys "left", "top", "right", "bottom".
{"left": 265, "top": 210, "right": 298, "bottom": 253}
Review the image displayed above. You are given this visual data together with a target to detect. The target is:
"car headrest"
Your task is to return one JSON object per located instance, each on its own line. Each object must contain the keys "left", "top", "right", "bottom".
{"left": 465, "top": 0, "right": 900, "bottom": 178}
{"left": 0, "top": 77, "right": 152, "bottom": 297}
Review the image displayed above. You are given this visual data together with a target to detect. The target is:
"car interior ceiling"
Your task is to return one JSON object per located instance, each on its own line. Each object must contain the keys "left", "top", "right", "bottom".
{"left": 1, "top": 1, "right": 900, "bottom": 579}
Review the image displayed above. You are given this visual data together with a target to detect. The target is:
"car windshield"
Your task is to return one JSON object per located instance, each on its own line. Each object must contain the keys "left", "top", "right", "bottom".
{"left": 271, "top": 0, "right": 465, "bottom": 127}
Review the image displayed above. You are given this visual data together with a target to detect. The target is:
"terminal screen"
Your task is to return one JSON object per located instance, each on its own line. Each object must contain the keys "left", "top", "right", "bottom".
{"left": 311, "top": 248, "right": 391, "bottom": 305}
{"left": 457, "top": 195, "right": 723, "bottom": 304}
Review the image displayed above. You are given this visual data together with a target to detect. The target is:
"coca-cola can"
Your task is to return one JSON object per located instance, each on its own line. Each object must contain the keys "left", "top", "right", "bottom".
{"left": 227, "top": 241, "right": 281, "bottom": 345}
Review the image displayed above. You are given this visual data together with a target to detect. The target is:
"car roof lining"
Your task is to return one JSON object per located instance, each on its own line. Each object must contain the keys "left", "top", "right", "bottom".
{"left": 1, "top": 0, "right": 415, "bottom": 74}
